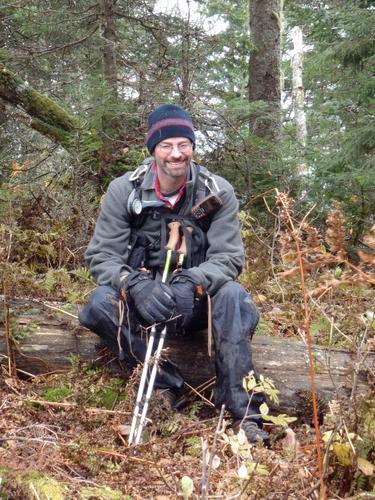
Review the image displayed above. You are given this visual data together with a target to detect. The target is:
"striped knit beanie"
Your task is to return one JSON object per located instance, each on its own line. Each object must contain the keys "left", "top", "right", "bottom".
{"left": 146, "top": 104, "right": 195, "bottom": 153}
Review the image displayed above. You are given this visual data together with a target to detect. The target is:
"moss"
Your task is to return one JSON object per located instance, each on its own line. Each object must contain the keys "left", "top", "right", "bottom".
{"left": 87, "top": 386, "right": 125, "bottom": 410}
{"left": 79, "top": 486, "right": 127, "bottom": 499}
{"left": 0, "top": 469, "right": 68, "bottom": 499}
{"left": 254, "top": 319, "right": 272, "bottom": 336}
{"left": 185, "top": 436, "right": 202, "bottom": 458}
{"left": 0, "top": 63, "right": 80, "bottom": 151}
{"left": 31, "top": 117, "right": 73, "bottom": 147}
{"left": 0, "top": 64, "right": 77, "bottom": 131}
{"left": 0, "top": 63, "right": 102, "bottom": 170}
{"left": 25, "top": 472, "right": 68, "bottom": 500}
{"left": 9, "top": 318, "right": 39, "bottom": 342}
{"left": 42, "top": 386, "right": 72, "bottom": 402}
{"left": 310, "top": 315, "right": 344, "bottom": 347}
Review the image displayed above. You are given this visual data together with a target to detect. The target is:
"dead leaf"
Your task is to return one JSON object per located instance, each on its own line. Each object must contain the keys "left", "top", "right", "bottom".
{"left": 357, "top": 457, "right": 374, "bottom": 476}
{"left": 280, "top": 428, "right": 300, "bottom": 454}
{"left": 115, "top": 424, "right": 131, "bottom": 436}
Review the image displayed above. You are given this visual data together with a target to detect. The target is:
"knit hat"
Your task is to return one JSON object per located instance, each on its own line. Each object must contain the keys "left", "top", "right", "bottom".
{"left": 146, "top": 104, "right": 195, "bottom": 153}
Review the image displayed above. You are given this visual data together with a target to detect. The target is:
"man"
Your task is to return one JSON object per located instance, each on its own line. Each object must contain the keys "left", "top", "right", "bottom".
{"left": 79, "top": 104, "right": 270, "bottom": 445}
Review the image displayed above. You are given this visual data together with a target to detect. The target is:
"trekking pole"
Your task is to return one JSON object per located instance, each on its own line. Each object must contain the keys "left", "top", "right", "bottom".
{"left": 127, "top": 323, "right": 157, "bottom": 445}
{"left": 128, "top": 221, "right": 181, "bottom": 445}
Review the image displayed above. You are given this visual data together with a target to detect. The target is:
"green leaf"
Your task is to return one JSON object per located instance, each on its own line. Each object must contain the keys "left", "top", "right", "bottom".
{"left": 180, "top": 476, "right": 194, "bottom": 499}
{"left": 260, "top": 402, "right": 269, "bottom": 416}
{"left": 263, "top": 414, "right": 297, "bottom": 428}
{"left": 333, "top": 266, "right": 342, "bottom": 278}
{"left": 248, "top": 462, "right": 269, "bottom": 476}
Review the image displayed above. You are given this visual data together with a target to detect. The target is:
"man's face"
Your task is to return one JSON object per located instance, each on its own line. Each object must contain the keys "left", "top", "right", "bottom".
{"left": 153, "top": 137, "right": 193, "bottom": 182}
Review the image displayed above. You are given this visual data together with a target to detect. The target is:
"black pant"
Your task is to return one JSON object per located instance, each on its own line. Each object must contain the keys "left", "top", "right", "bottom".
{"left": 79, "top": 281, "right": 265, "bottom": 424}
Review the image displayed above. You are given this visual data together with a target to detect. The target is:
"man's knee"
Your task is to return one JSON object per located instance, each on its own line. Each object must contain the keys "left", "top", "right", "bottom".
{"left": 212, "top": 281, "right": 260, "bottom": 337}
{"left": 79, "top": 285, "right": 118, "bottom": 330}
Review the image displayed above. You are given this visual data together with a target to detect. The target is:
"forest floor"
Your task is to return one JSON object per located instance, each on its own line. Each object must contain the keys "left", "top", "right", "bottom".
{"left": 1, "top": 275, "right": 374, "bottom": 500}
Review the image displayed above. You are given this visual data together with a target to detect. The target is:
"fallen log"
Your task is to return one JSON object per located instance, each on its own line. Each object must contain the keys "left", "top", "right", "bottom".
{"left": 1, "top": 298, "right": 374, "bottom": 414}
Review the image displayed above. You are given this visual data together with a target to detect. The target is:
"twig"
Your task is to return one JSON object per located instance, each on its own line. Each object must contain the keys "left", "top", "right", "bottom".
{"left": 276, "top": 189, "right": 326, "bottom": 499}
{"left": 149, "top": 445, "right": 178, "bottom": 494}
{"left": 41, "top": 302, "right": 78, "bottom": 319}
{"left": 31, "top": 23, "right": 99, "bottom": 54}
{"left": 344, "top": 259, "right": 375, "bottom": 285}
{"left": 237, "top": 458, "right": 261, "bottom": 499}
{"left": 271, "top": 214, "right": 286, "bottom": 302}
{"left": 26, "top": 399, "right": 130, "bottom": 415}
{"left": 200, "top": 437, "right": 208, "bottom": 500}
{"left": 205, "top": 404, "right": 226, "bottom": 496}
{"left": 96, "top": 449, "right": 155, "bottom": 465}
{"left": 183, "top": 380, "right": 215, "bottom": 407}
{"left": 2, "top": 276, "right": 17, "bottom": 377}
{"left": 29, "top": 482, "right": 42, "bottom": 500}
{"left": 343, "top": 421, "right": 356, "bottom": 457}
{"left": 307, "top": 295, "right": 355, "bottom": 346}
{"left": 0, "top": 436, "right": 57, "bottom": 444}
{"left": 350, "top": 323, "right": 370, "bottom": 401}
{"left": 191, "top": 376, "right": 216, "bottom": 393}
{"left": 322, "top": 421, "right": 341, "bottom": 479}
{"left": 0, "top": 355, "right": 36, "bottom": 377}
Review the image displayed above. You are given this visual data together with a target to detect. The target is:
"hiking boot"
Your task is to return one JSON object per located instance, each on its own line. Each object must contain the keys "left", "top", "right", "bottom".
{"left": 234, "top": 419, "right": 271, "bottom": 447}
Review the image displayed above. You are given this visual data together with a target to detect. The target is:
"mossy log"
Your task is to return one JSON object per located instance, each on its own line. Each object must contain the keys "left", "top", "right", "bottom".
{"left": 0, "top": 63, "right": 78, "bottom": 146}
{"left": 0, "top": 298, "right": 374, "bottom": 414}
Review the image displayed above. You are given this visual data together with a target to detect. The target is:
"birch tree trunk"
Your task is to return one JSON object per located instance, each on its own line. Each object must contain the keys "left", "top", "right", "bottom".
{"left": 291, "top": 26, "right": 308, "bottom": 176}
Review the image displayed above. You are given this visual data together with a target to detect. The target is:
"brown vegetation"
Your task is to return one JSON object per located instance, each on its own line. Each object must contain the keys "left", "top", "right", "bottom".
{"left": 1, "top": 193, "right": 374, "bottom": 498}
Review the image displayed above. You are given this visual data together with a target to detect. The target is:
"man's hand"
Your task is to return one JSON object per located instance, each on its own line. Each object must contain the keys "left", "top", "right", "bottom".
{"left": 123, "top": 270, "right": 176, "bottom": 324}
{"left": 169, "top": 270, "right": 202, "bottom": 328}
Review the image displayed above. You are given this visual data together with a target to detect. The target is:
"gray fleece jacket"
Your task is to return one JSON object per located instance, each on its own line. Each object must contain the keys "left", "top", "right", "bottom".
{"left": 85, "top": 160, "right": 244, "bottom": 295}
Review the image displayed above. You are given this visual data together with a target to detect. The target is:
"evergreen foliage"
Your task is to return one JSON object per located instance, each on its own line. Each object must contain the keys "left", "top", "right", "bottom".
{"left": 285, "top": 0, "right": 375, "bottom": 238}
{"left": 0, "top": 0, "right": 374, "bottom": 278}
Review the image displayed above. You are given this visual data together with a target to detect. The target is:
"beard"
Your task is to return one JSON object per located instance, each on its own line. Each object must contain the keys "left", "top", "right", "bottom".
{"left": 155, "top": 155, "right": 191, "bottom": 180}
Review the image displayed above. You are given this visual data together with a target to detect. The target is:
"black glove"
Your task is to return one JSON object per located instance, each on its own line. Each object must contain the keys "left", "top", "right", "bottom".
{"left": 169, "top": 270, "right": 203, "bottom": 328}
{"left": 123, "top": 270, "right": 176, "bottom": 325}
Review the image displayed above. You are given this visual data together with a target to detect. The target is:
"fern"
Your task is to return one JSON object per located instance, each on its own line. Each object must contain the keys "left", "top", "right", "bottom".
{"left": 67, "top": 290, "right": 80, "bottom": 303}
{"left": 70, "top": 267, "right": 92, "bottom": 281}
{"left": 42, "top": 269, "right": 56, "bottom": 295}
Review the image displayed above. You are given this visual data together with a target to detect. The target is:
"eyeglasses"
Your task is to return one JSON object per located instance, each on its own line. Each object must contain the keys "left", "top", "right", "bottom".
{"left": 156, "top": 142, "right": 192, "bottom": 154}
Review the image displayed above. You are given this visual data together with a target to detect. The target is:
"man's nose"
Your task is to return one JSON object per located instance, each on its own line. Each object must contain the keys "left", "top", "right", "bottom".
{"left": 169, "top": 146, "right": 183, "bottom": 157}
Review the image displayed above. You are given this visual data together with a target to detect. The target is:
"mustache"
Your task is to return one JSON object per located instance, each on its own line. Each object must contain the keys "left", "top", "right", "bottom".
{"left": 167, "top": 156, "right": 189, "bottom": 162}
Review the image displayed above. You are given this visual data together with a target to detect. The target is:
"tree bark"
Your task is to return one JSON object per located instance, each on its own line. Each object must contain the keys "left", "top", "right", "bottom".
{"left": 179, "top": 1, "right": 192, "bottom": 108}
{"left": 98, "top": 0, "right": 123, "bottom": 182}
{"left": 248, "top": 0, "right": 282, "bottom": 141}
{"left": 100, "top": 0, "right": 118, "bottom": 100}
{"left": 291, "top": 26, "right": 308, "bottom": 176}
{"left": 1, "top": 299, "right": 373, "bottom": 415}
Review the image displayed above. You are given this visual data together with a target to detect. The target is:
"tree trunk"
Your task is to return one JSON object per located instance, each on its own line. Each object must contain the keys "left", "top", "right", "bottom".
{"left": 100, "top": 0, "right": 118, "bottom": 101}
{"left": 1, "top": 299, "right": 373, "bottom": 415}
{"left": 97, "top": 0, "right": 123, "bottom": 183}
{"left": 179, "top": 1, "right": 192, "bottom": 108}
{"left": 291, "top": 26, "right": 308, "bottom": 176}
{"left": 248, "top": 0, "right": 282, "bottom": 141}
